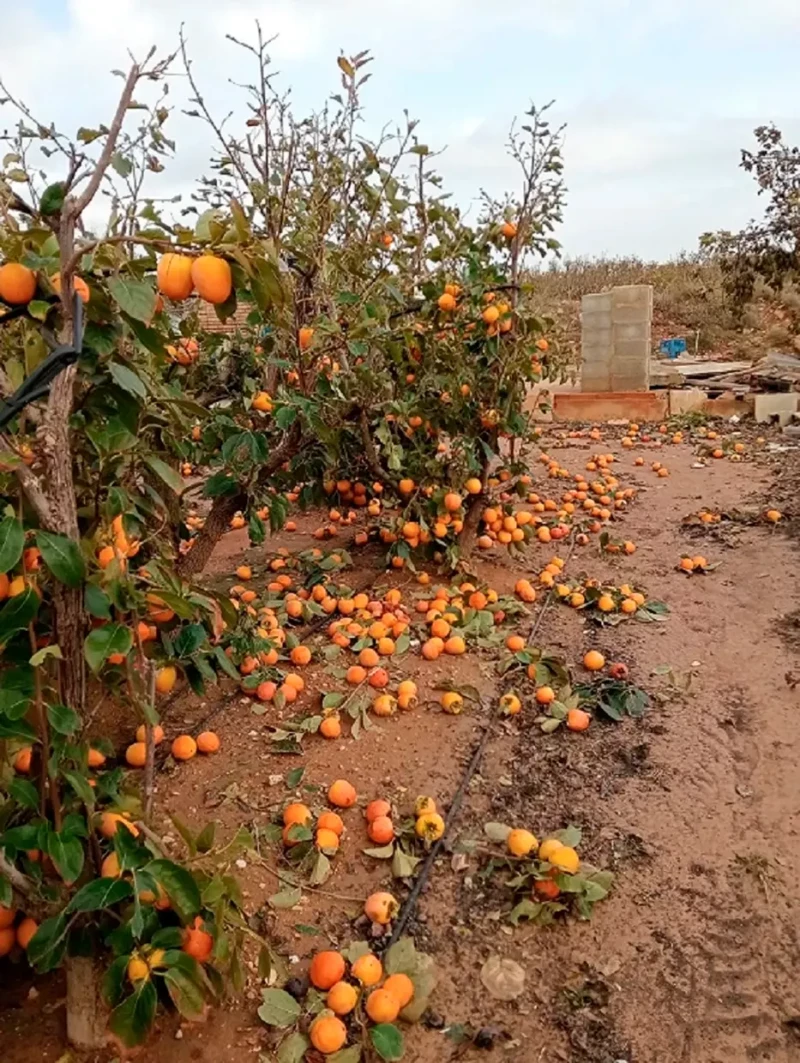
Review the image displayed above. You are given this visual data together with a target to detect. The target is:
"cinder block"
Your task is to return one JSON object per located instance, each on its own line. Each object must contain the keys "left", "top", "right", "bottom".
{"left": 612, "top": 307, "right": 651, "bottom": 327}
{"left": 613, "top": 339, "right": 650, "bottom": 362}
{"left": 613, "top": 322, "right": 650, "bottom": 342}
{"left": 582, "top": 308, "right": 612, "bottom": 326}
{"left": 668, "top": 388, "right": 708, "bottom": 416}
{"left": 754, "top": 392, "right": 799, "bottom": 425}
{"left": 612, "top": 284, "right": 653, "bottom": 309}
{"left": 582, "top": 292, "right": 613, "bottom": 314}
{"left": 582, "top": 339, "right": 613, "bottom": 362}
{"left": 582, "top": 372, "right": 610, "bottom": 392}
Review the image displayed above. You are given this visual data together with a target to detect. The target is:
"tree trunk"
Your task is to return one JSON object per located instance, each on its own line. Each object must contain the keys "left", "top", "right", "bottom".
{"left": 176, "top": 491, "right": 246, "bottom": 578}
{"left": 457, "top": 492, "right": 485, "bottom": 567}
{"left": 66, "top": 955, "right": 108, "bottom": 1050}
{"left": 176, "top": 427, "right": 303, "bottom": 579}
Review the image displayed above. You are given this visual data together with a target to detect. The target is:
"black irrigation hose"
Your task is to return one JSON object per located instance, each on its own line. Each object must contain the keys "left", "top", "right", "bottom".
{"left": 385, "top": 713, "right": 495, "bottom": 949}
{"left": 384, "top": 524, "right": 581, "bottom": 945}
{"left": 384, "top": 539, "right": 573, "bottom": 947}
{"left": 0, "top": 296, "right": 83, "bottom": 430}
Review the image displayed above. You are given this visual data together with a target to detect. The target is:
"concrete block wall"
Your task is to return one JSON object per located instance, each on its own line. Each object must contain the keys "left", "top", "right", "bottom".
{"left": 581, "top": 284, "right": 652, "bottom": 392}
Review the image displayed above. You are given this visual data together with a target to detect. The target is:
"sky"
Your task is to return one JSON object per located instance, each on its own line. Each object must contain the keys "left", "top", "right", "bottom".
{"left": 1, "top": 0, "right": 799, "bottom": 260}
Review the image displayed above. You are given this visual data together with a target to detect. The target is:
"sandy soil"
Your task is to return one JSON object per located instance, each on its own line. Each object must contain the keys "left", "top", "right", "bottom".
{"left": 1, "top": 425, "right": 798, "bottom": 1063}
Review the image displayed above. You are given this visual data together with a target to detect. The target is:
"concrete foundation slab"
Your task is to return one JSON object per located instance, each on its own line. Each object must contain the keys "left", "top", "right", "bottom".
{"left": 554, "top": 391, "right": 667, "bottom": 423}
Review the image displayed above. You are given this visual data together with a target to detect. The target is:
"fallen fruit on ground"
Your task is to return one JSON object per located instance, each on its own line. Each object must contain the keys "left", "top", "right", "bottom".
{"left": 364, "top": 891, "right": 399, "bottom": 925}
{"left": 309, "top": 950, "right": 347, "bottom": 990}
{"left": 309, "top": 1014, "right": 348, "bottom": 1054}
{"left": 366, "top": 987, "right": 401, "bottom": 1023}
{"left": 351, "top": 952, "right": 383, "bottom": 986}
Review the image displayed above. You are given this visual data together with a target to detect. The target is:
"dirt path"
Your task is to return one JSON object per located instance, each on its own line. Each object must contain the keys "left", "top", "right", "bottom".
{"left": 2, "top": 430, "right": 798, "bottom": 1063}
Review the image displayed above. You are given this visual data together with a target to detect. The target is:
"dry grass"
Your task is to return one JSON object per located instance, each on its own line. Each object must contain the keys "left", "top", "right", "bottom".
{"left": 530, "top": 255, "right": 792, "bottom": 361}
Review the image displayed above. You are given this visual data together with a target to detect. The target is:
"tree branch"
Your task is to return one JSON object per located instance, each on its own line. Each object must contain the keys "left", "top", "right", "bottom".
{"left": 72, "top": 64, "right": 142, "bottom": 218}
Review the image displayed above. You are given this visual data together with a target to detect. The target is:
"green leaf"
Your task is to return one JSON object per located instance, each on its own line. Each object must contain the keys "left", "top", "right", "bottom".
{"left": 87, "top": 417, "right": 137, "bottom": 455}
{"left": 27, "top": 299, "right": 51, "bottom": 322}
{"left": 84, "top": 624, "right": 133, "bottom": 672}
{"left": 257, "top": 988, "right": 301, "bottom": 1028}
{"left": 285, "top": 766, "right": 305, "bottom": 788}
{"left": 163, "top": 965, "right": 206, "bottom": 1020}
{"left": 111, "top": 152, "right": 133, "bottom": 178}
{"left": 103, "top": 955, "right": 129, "bottom": 1008}
{"left": 40, "top": 181, "right": 67, "bottom": 215}
{"left": 0, "top": 716, "right": 36, "bottom": 741}
{"left": 46, "top": 828, "right": 84, "bottom": 884}
{"left": 35, "top": 530, "right": 85, "bottom": 587}
{"left": 63, "top": 769, "right": 95, "bottom": 804}
{"left": 0, "top": 587, "right": 39, "bottom": 643}
{"left": 248, "top": 512, "right": 266, "bottom": 546}
{"left": 0, "top": 516, "right": 23, "bottom": 573}
{"left": 109, "top": 980, "right": 158, "bottom": 1047}
{"left": 8, "top": 777, "right": 39, "bottom": 809}
{"left": 203, "top": 472, "right": 240, "bottom": 498}
{"left": 173, "top": 623, "right": 207, "bottom": 658}
{"left": 277, "top": 1031, "right": 310, "bottom": 1063}
{"left": 0, "top": 875, "right": 12, "bottom": 907}
{"left": 107, "top": 277, "right": 157, "bottom": 323}
{"left": 47, "top": 702, "right": 80, "bottom": 736}
{"left": 108, "top": 361, "right": 147, "bottom": 400}
{"left": 483, "top": 822, "right": 512, "bottom": 843}
{"left": 555, "top": 824, "right": 582, "bottom": 848}
{"left": 143, "top": 455, "right": 183, "bottom": 494}
{"left": 370, "top": 1024, "right": 405, "bottom": 1060}
{"left": 84, "top": 583, "right": 112, "bottom": 619}
{"left": 30, "top": 644, "right": 63, "bottom": 667}
{"left": 68, "top": 877, "right": 133, "bottom": 912}
{"left": 0, "top": 665, "right": 34, "bottom": 719}
{"left": 384, "top": 938, "right": 417, "bottom": 976}
{"left": 145, "top": 859, "right": 201, "bottom": 924}
{"left": 268, "top": 887, "right": 302, "bottom": 909}
{"left": 329, "top": 1047, "right": 362, "bottom": 1063}
{"left": 391, "top": 847, "right": 420, "bottom": 879}
{"left": 28, "top": 913, "right": 69, "bottom": 972}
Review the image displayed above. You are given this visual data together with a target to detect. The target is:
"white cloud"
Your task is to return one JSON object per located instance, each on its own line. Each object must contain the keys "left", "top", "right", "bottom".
{"left": 0, "top": 0, "right": 798, "bottom": 258}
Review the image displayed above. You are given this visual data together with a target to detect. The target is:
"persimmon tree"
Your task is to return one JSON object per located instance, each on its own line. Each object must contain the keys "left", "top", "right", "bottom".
{"left": 168, "top": 29, "right": 568, "bottom": 574}
{"left": 0, "top": 48, "right": 277, "bottom": 1051}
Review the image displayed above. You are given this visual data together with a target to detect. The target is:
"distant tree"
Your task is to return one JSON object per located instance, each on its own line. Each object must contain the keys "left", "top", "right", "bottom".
{"left": 701, "top": 124, "right": 800, "bottom": 318}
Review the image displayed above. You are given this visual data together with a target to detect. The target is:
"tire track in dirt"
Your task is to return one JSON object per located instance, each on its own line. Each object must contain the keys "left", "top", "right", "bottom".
{"left": 593, "top": 452, "right": 800, "bottom": 1063}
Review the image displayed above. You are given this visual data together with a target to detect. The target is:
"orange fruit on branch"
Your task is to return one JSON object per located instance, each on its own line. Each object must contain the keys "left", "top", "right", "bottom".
{"left": 366, "top": 987, "right": 401, "bottom": 1023}
{"left": 0, "top": 263, "right": 37, "bottom": 305}
{"left": 16, "top": 917, "right": 38, "bottom": 950}
{"left": 125, "top": 742, "right": 147, "bottom": 767}
{"left": 182, "top": 916, "right": 213, "bottom": 963}
{"left": 191, "top": 254, "right": 232, "bottom": 304}
{"left": 156, "top": 253, "right": 194, "bottom": 300}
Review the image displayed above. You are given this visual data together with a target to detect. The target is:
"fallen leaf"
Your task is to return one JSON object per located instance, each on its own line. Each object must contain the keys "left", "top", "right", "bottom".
{"left": 480, "top": 956, "right": 525, "bottom": 1001}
